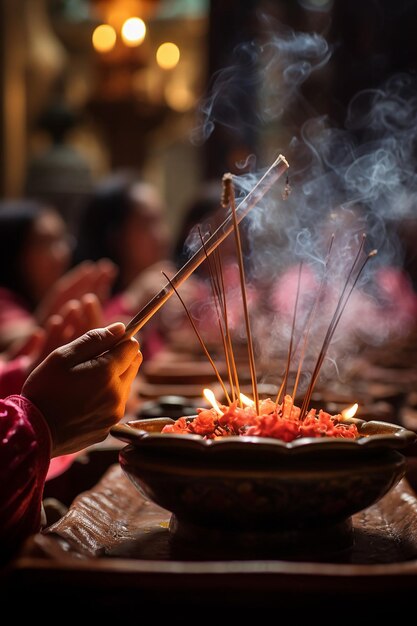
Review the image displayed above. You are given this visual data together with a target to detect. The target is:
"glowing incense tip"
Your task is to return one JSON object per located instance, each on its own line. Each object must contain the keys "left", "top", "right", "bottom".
{"left": 276, "top": 154, "right": 289, "bottom": 168}
{"left": 203, "top": 388, "right": 223, "bottom": 415}
{"left": 341, "top": 403, "right": 359, "bottom": 419}
{"left": 239, "top": 392, "right": 255, "bottom": 407}
{"left": 221, "top": 173, "right": 233, "bottom": 208}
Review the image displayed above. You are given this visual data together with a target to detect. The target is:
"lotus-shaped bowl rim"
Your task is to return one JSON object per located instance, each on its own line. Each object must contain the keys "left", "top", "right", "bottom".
{"left": 111, "top": 416, "right": 417, "bottom": 458}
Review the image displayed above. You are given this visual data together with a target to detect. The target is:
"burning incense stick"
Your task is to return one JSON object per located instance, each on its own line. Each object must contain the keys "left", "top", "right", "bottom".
{"left": 198, "top": 228, "right": 238, "bottom": 403}
{"left": 275, "top": 262, "right": 303, "bottom": 405}
{"left": 214, "top": 244, "right": 242, "bottom": 404}
{"left": 222, "top": 173, "right": 259, "bottom": 414}
{"left": 299, "top": 242, "right": 377, "bottom": 420}
{"left": 213, "top": 241, "right": 243, "bottom": 407}
{"left": 122, "top": 154, "right": 289, "bottom": 339}
{"left": 292, "top": 235, "right": 334, "bottom": 400}
{"left": 161, "top": 271, "right": 231, "bottom": 404}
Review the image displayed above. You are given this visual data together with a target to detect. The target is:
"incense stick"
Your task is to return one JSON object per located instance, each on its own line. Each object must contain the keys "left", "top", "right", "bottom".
{"left": 122, "top": 154, "right": 289, "bottom": 339}
{"left": 214, "top": 244, "right": 242, "bottom": 404}
{"left": 292, "top": 235, "right": 334, "bottom": 400}
{"left": 161, "top": 271, "right": 231, "bottom": 404}
{"left": 223, "top": 173, "right": 259, "bottom": 414}
{"left": 299, "top": 240, "right": 376, "bottom": 419}
{"left": 275, "top": 262, "right": 303, "bottom": 405}
{"left": 198, "top": 228, "right": 236, "bottom": 402}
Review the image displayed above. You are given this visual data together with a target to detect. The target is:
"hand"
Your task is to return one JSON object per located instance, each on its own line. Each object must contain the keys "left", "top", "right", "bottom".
{"left": 22, "top": 322, "right": 142, "bottom": 456}
{"left": 6, "top": 294, "right": 104, "bottom": 372}
{"left": 35, "top": 259, "right": 117, "bottom": 325}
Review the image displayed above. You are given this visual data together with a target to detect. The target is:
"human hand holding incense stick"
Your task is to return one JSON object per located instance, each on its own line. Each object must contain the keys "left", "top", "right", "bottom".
{"left": 122, "top": 154, "right": 289, "bottom": 340}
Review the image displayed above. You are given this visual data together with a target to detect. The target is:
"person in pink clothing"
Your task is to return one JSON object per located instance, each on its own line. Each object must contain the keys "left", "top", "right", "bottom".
{"left": 74, "top": 172, "right": 175, "bottom": 360}
{"left": 0, "top": 199, "right": 116, "bottom": 351}
{"left": 0, "top": 321, "right": 141, "bottom": 558}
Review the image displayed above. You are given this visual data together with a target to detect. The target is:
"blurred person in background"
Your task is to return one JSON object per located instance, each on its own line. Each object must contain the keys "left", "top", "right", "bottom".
{"left": 75, "top": 171, "right": 198, "bottom": 360}
{"left": 174, "top": 182, "right": 224, "bottom": 270}
{"left": 0, "top": 199, "right": 116, "bottom": 352}
{"left": 0, "top": 291, "right": 103, "bottom": 397}
{"left": 0, "top": 200, "right": 123, "bottom": 484}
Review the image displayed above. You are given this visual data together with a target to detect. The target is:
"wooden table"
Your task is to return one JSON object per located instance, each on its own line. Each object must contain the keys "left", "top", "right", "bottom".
{"left": 6, "top": 463, "right": 417, "bottom": 618}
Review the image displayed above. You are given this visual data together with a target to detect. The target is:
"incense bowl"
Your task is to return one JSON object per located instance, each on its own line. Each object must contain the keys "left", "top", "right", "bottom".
{"left": 111, "top": 417, "right": 415, "bottom": 554}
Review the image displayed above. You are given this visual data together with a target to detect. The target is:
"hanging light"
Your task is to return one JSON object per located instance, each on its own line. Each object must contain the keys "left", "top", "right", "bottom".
{"left": 156, "top": 42, "right": 180, "bottom": 70}
{"left": 92, "top": 24, "right": 117, "bottom": 53}
{"left": 121, "top": 17, "right": 146, "bottom": 47}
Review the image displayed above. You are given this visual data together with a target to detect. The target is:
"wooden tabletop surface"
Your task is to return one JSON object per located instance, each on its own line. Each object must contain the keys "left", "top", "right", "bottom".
{"left": 5, "top": 459, "right": 417, "bottom": 618}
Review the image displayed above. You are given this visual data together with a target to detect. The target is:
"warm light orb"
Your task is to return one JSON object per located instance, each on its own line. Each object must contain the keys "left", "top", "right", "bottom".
{"left": 341, "top": 403, "right": 359, "bottom": 419}
{"left": 156, "top": 42, "right": 180, "bottom": 70}
{"left": 239, "top": 393, "right": 254, "bottom": 407}
{"left": 203, "top": 388, "right": 222, "bottom": 415}
{"left": 164, "top": 82, "right": 195, "bottom": 112}
{"left": 92, "top": 24, "right": 116, "bottom": 53}
{"left": 121, "top": 17, "right": 146, "bottom": 47}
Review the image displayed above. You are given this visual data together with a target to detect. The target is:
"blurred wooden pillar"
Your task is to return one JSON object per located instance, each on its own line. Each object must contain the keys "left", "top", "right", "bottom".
{"left": 0, "top": 0, "right": 27, "bottom": 197}
{"left": 205, "top": 0, "right": 259, "bottom": 179}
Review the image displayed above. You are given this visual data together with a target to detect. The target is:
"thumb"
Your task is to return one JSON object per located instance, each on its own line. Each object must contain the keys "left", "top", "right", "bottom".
{"left": 60, "top": 322, "right": 126, "bottom": 366}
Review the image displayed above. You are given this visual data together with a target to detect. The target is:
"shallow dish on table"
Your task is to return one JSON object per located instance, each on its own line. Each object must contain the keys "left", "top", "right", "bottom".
{"left": 111, "top": 416, "right": 416, "bottom": 551}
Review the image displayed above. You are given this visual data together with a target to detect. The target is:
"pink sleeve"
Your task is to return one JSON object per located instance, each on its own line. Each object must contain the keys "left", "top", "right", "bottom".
{"left": 0, "top": 395, "right": 51, "bottom": 553}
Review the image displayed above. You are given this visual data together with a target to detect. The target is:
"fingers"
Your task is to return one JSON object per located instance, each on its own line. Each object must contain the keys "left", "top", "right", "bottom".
{"left": 116, "top": 352, "right": 142, "bottom": 416}
{"left": 98, "top": 337, "right": 141, "bottom": 375}
{"left": 58, "top": 262, "right": 96, "bottom": 294}
{"left": 49, "top": 294, "right": 104, "bottom": 347}
{"left": 120, "top": 350, "right": 142, "bottom": 386}
{"left": 59, "top": 323, "right": 127, "bottom": 366}
{"left": 97, "top": 258, "right": 117, "bottom": 275}
{"left": 6, "top": 328, "right": 45, "bottom": 360}
{"left": 36, "top": 262, "right": 95, "bottom": 323}
{"left": 59, "top": 300, "right": 84, "bottom": 341}
{"left": 62, "top": 262, "right": 116, "bottom": 303}
{"left": 38, "top": 295, "right": 101, "bottom": 363}
{"left": 44, "top": 313, "right": 65, "bottom": 339}
{"left": 37, "top": 261, "right": 116, "bottom": 324}
{"left": 80, "top": 293, "right": 104, "bottom": 329}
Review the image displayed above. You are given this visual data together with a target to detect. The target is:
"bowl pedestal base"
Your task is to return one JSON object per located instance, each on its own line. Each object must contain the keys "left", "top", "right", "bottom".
{"left": 169, "top": 514, "right": 354, "bottom": 560}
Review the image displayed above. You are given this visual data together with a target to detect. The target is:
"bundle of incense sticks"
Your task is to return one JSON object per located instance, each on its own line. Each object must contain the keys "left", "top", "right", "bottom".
{"left": 122, "top": 154, "right": 289, "bottom": 340}
{"left": 166, "top": 218, "right": 376, "bottom": 420}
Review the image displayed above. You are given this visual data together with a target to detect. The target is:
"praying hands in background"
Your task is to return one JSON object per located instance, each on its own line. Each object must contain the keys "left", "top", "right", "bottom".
{"left": 34, "top": 259, "right": 116, "bottom": 325}
{"left": 4, "top": 293, "right": 105, "bottom": 376}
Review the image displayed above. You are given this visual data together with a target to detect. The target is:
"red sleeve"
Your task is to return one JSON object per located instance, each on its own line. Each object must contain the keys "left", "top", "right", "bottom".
{"left": 0, "top": 395, "right": 51, "bottom": 554}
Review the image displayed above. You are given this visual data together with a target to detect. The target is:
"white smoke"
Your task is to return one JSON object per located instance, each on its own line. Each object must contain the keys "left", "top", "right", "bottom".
{"left": 185, "top": 17, "right": 417, "bottom": 388}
